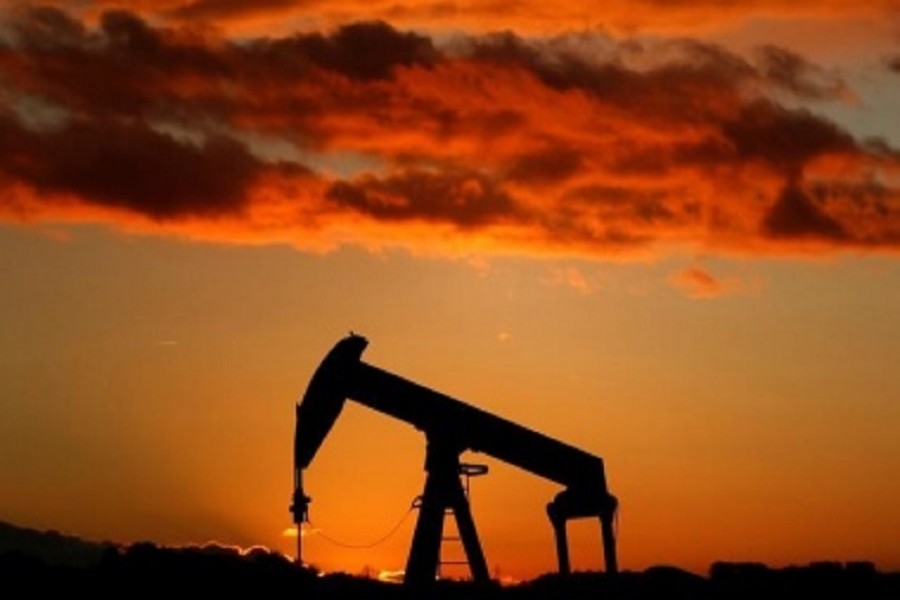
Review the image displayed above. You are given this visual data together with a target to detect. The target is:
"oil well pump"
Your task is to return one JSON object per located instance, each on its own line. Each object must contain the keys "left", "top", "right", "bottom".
{"left": 290, "top": 334, "right": 618, "bottom": 586}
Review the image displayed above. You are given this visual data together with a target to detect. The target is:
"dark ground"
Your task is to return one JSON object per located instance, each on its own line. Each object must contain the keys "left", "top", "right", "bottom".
{"left": 2, "top": 521, "right": 897, "bottom": 598}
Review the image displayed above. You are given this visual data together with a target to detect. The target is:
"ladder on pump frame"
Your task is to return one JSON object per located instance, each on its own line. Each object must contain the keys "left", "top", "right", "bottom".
{"left": 431, "top": 462, "right": 488, "bottom": 580}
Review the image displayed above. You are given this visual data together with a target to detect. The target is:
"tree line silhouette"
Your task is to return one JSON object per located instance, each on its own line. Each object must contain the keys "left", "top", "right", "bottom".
{"left": 2, "top": 521, "right": 897, "bottom": 598}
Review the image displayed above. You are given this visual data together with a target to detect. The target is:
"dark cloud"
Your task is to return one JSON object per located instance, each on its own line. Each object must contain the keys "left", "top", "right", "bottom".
{"left": 755, "top": 45, "right": 849, "bottom": 99}
{"left": 467, "top": 35, "right": 643, "bottom": 103}
{"left": 722, "top": 100, "right": 856, "bottom": 175}
{"left": 100, "top": 10, "right": 164, "bottom": 57}
{"left": 5, "top": 4, "right": 88, "bottom": 51}
{"left": 327, "top": 169, "right": 518, "bottom": 227}
{"left": 762, "top": 180, "right": 848, "bottom": 240}
{"left": 248, "top": 21, "right": 437, "bottom": 81}
{"left": 462, "top": 35, "right": 753, "bottom": 122}
{"left": 1, "top": 6, "right": 232, "bottom": 116}
{"left": 0, "top": 113, "right": 286, "bottom": 219}
{"left": 507, "top": 146, "right": 583, "bottom": 185}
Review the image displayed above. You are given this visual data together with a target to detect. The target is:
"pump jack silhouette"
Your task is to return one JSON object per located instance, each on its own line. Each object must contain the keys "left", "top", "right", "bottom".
{"left": 290, "top": 334, "right": 618, "bottom": 587}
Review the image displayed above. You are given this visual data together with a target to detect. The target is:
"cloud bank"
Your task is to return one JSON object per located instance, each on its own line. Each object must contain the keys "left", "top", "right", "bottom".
{"left": 1, "top": 5, "right": 898, "bottom": 258}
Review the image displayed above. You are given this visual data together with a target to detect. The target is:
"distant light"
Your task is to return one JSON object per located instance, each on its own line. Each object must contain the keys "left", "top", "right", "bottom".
{"left": 282, "top": 525, "right": 319, "bottom": 538}
{"left": 377, "top": 569, "right": 405, "bottom": 584}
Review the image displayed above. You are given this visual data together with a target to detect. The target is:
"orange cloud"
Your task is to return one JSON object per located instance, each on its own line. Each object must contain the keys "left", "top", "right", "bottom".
{"left": 670, "top": 266, "right": 744, "bottom": 299}
{"left": 1, "top": 7, "right": 898, "bottom": 259}
{"left": 46, "top": 0, "right": 898, "bottom": 36}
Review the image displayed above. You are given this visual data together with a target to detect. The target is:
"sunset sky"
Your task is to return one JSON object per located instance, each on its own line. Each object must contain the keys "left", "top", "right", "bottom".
{"left": 2, "top": 0, "right": 900, "bottom": 581}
